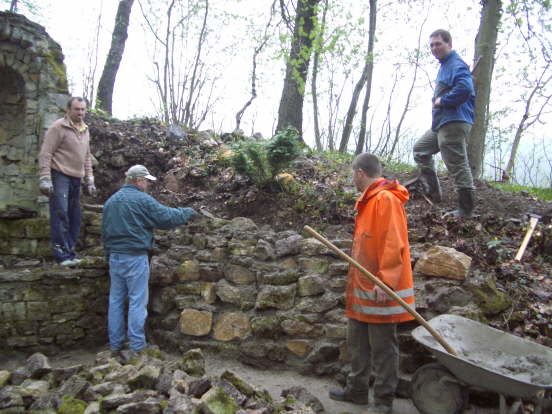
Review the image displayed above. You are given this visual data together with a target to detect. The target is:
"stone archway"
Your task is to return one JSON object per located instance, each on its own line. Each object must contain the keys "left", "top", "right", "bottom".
{"left": 0, "top": 11, "right": 70, "bottom": 218}
{"left": 0, "top": 66, "right": 27, "bottom": 211}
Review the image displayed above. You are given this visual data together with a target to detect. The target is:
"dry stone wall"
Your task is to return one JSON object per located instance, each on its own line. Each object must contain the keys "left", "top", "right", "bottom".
{"left": 0, "top": 211, "right": 423, "bottom": 374}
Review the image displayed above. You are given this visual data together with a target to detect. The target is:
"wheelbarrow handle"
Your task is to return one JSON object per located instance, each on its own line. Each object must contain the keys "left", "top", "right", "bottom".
{"left": 304, "top": 225, "right": 458, "bottom": 357}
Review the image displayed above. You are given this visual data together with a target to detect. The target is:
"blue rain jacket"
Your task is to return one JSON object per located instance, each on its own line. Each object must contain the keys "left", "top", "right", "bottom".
{"left": 102, "top": 184, "right": 196, "bottom": 256}
{"left": 432, "top": 50, "right": 475, "bottom": 131}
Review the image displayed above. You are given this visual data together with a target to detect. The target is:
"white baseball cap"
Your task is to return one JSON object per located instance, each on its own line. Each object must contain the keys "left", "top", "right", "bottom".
{"left": 125, "top": 165, "right": 157, "bottom": 181}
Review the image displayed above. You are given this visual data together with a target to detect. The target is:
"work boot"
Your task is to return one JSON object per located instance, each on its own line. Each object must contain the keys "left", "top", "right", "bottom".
{"left": 329, "top": 387, "right": 368, "bottom": 405}
{"left": 419, "top": 167, "right": 442, "bottom": 203}
{"left": 445, "top": 188, "right": 475, "bottom": 218}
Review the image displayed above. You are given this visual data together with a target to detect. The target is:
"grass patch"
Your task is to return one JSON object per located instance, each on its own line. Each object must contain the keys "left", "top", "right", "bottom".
{"left": 490, "top": 183, "right": 552, "bottom": 201}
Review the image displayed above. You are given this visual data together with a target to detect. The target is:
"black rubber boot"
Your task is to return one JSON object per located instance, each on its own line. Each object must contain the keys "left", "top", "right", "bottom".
{"left": 420, "top": 167, "right": 442, "bottom": 203}
{"left": 445, "top": 189, "right": 475, "bottom": 218}
{"left": 329, "top": 387, "right": 368, "bottom": 405}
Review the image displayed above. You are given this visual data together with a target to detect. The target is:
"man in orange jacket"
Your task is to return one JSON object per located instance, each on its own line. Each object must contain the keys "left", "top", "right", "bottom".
{"left": 329, "top": 153, "right": 415, "bottom": 414}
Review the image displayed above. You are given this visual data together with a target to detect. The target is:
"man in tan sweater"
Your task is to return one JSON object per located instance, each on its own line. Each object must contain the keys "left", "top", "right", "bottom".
{"left": 38, "top": 97, "right": 96, "bottom": 266}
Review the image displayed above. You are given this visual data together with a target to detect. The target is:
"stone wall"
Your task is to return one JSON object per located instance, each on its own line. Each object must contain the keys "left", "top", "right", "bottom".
{"left": 1, "top": 211, "right": 431, "bottom": 375}
{"left": 0, "top": 12, "right": 69, "bottom": 217}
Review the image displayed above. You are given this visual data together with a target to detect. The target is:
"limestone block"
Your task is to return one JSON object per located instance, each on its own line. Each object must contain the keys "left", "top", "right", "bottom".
{"left": 296, "top": 292, "right": 339, "bottom": 313}
{"left": 128, "top": 365, "right": 161, "bottom": 390}
{"left": 286, "top": 340, "right": 313, "bottom": 358}
{"left": 228, "top": 240, "right": 256, "bottom": 256}
{"left": 151, "top": 287, "right": 176, "bottom": 315}
{"left": 275, "top": 234, "right": 303, "bottom": 257}
{"left": 25, "top": 352, "right": 51, "bottom": 379}
{"left": 175, "top": 281, "right": 204, "bottom": 295}
{"left": 181, "top": 348, "right": 205, "bottom": 376}
{"left": 414, "top": 246, "right": 472, "bottom": 280}
{"left": 300, "top": 237, "right": 332, "bottom": 256}
{"left": 213, "top": 312, "right": 251, "bottom": 342}
{"left": 19, "top": 379, "right": 50, "bottom": 398}
{"left": 281, "top": 319, "right": 323, "bottom": 337}
{"left": 199, "top": 262, "right": 224, "bottom": 282}
{"left": 199, "top": 386, "right": 239, "bottom": 414}
{"left": 222, "top": 216, "right": 258, "bottom": 233}
{"left": 215, "top": 280, "right": 256, "bottom": 310}
{"left": 26, "top": 301, "right": 51, "bottom": 321}
{"left": 254, "top": 239, "right": 275, "bottom": 261}
{"left": 174, "top": 295, "right": 198, "bottom": 309}
{"left": 7, "top": 335, "right": 38, "bottom": 347}
{"left": 297, "top": 275, "right": 325, "bottom": 296}
{"left": 1, "top": 302, "right": 26, "bottom": 320}
{"left": 0, "top": 370, "right": 11, "bottom": 388}
{"left": 24, "top": 217, "right": 50, "bottom": 238}
{"left": 259, "top": 269, "right": 300, "bottom": 286}
{"left": 250, "top": 315, "right": 283, "bottom": 339}
{"left": 328, "top": 262, "right": 348, "bottom": 276}
{"left": 211, "top": 247, "right": 227, "bottom": 262}
{"left": 325, "top": 324, "right": 346, "bottom": 338}
{"left": 328, "top": 276, "right": 346, "bottom": 291}
{"left": 179, "top": 309, "right": 212, "bottom": 336}
{"left": 298, "top": 257, "right": 329, "bottom": 274}
{"left": 201, "top": 282, "right": 216, "bottom": 304}
{"left": 255, "top": 284, "right": 296, "bottom": 310}
{"left": 225, "top": 264, "right": 255, "bottom": 285}
{"left": 176, "top": 260, "right": 201, "bottom": 282}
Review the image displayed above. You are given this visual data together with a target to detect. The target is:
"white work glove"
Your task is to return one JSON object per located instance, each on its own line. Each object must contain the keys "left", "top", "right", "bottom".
{"left": 39, "top": 176, "right": 53, "bottom": 196}
{"left": 85, "top": 176, "right": 97, "bottom": 196}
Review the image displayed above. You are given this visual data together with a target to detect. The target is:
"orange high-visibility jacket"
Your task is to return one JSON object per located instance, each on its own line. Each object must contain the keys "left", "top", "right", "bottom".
{"left": 345, "top": 178, "right": 415, "bottom": 324}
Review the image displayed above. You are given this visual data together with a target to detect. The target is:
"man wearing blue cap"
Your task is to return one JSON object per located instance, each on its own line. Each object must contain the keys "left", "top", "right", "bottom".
{"left": 102, "top": 164, "right": 197, "bottom": 355}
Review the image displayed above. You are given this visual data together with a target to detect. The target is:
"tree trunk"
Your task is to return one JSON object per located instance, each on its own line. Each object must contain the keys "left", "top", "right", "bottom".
{"left": 467, "top": 0, "right": 501, "bottom": 178}
{"left": 354, "top": 0, "right": 377, "bottom": 155}
{"left": 10, "top": 0, "right": 17, "bottom": 13}
{"left": 311, "top": 0, "right": 328, "bottom": 151}
{"left": 339, "top": 0, "right": 376, "bottom": 153}
{"left": 276, "top": 0, "right": 321, "bottom": 138}
{"left": 96, "top": 0, "right": 135, "bottom": 115}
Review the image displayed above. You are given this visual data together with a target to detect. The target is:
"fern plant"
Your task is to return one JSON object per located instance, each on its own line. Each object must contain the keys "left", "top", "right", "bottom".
{"left": 230, "top": 126, "right": 302, "bottom": 188}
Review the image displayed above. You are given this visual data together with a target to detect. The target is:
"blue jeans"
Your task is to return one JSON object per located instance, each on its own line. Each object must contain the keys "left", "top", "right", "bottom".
{"left": 108, "top": 253, "right": 149, "bottom": 352}
{"left": 49, "top": 169, "right": 81, "bottom": 262}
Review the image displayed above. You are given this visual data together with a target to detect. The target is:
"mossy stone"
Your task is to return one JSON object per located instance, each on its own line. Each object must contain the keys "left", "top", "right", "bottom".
{"left": 57, "top": 396, "right": 86, "bottom": 414}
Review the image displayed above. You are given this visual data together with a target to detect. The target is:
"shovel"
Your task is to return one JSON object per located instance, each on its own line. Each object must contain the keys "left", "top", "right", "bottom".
{"left": 304, "top": 225, "right": 458, "bottom": 356}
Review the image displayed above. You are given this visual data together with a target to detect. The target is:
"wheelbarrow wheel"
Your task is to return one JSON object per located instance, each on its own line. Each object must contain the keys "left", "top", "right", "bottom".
{"left": 412, "top": 363, "right": 467, "bottom": 414}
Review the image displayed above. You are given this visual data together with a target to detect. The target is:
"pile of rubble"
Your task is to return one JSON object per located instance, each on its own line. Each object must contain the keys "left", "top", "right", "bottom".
{"left": 0, "top": 349, "right": 323, "bottom": 414}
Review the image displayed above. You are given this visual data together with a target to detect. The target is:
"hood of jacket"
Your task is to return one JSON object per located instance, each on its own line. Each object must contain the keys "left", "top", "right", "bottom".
{"left": 356, "top": 177, "right": 409, "bottom": 208}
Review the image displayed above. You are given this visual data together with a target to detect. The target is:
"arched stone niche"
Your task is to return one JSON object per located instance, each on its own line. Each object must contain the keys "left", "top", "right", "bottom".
{"left": 0, "top": 12, "right": 70, "bottom": 218}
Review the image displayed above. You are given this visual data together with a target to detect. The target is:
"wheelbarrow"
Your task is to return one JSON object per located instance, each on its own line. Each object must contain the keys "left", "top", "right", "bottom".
{"left": 411, "top": 314, "right": 552, "bottom": 414}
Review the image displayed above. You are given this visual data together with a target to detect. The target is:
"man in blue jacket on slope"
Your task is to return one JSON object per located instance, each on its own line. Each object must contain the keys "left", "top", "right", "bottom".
{"left": 102, "top": 165, "right": 197, "bottom": 355}
{"left": 413, "top": 29, "right": 476, "bottom": 218}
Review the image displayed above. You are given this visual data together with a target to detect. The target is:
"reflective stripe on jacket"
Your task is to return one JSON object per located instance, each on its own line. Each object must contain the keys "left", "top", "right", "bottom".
{"left": 345, "top": 178, "right": 415, "bottom": 324}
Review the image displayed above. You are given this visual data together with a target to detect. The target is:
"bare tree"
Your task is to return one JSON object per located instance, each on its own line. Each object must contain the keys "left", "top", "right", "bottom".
{"left": 467, "top": 0, "right": 501, "bottom": 179}
{"left": 9, "top": 0, "right": 17, "bottom": 12}
{"left": 96, "top": 0, "right": 135, "bottom": 115}
{"left": 504, "top": 61, "right": 552, "bottom": 178}
{"left": 139, "top": 0, "right": 214, "bottom": 127}
{"left": 235, "top": 0, "right": 277, "bottom": 132}
{"left": 310, "top": 0, "right": 329, "bottom": 151}
{"left": 387, "top": 12, "right": 428, "bottom": 159}
{"left": 82, "top": 5, "right": 103, "bottom": 107}
{"left": 338, "top": 0, "right": 376, "bottom": 153}
{"left": 276, "top": 0, "right": 322, "bottom": 138}
{"left": 354, "top": 0, "right": 377, "bottom": 155}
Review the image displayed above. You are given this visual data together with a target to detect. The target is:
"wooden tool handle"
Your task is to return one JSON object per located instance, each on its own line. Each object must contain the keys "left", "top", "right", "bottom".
{"left": 304, "top": 225, "right": 458, "bottom": 356}
{"left": 515, "top": 216, "right": 540, "bottom": 261}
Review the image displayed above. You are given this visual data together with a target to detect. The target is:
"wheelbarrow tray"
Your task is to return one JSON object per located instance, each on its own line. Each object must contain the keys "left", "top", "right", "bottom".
{"left": 412, "top": 314, "right": 552, "bottom": 399}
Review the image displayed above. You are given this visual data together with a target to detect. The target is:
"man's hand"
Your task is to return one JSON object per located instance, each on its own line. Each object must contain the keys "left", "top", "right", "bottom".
{"left": 374, "top": 285, "right": 390, "bottom": 304}
{"left": 39, "top": 176, "right": 53, "bottom": 196}
{"left": 85, "top": 176, "right": 97, "bottom": 196}
{"left": 433, "top": 97, "right": 442, "bottom": 107}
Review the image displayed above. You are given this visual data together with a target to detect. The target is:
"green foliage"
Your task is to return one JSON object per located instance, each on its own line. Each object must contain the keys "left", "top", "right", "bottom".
{"left": 384, "top": 160, "right": 416, "bottom": 174}
{"left": 230, "top": 127, "right": 302, "bottom": 188}
{"left": 490, "top": 183, "right": 552, "bottom": 201}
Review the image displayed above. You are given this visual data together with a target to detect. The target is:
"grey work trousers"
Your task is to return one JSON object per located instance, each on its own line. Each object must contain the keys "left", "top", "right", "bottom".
{"left": 346, "top": 318, "right": 398, "bottom": 407}
{"left": 413, "top": 121, "right": 475, "bottom": 190}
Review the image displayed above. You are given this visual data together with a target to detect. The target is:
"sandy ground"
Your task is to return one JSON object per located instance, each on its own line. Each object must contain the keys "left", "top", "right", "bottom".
{"left": 0, "top": 346, "right": 503, "bottom": 414}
